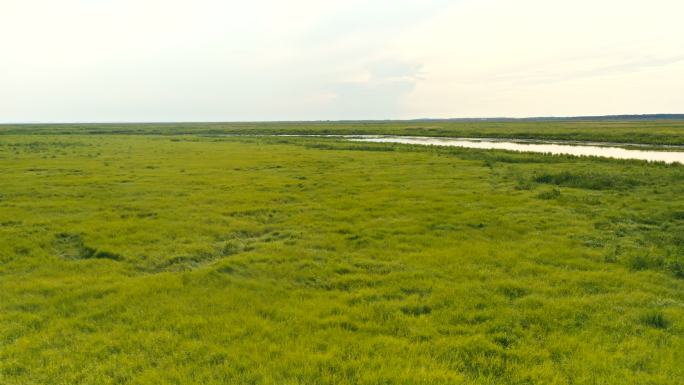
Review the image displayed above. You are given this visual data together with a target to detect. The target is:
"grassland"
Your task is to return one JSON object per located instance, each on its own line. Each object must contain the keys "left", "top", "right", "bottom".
{"left": 1, "top": 130, "right": 683, "bottom": 384}
{"left": 2, "top": 119, "right": 684, "bottom": 145}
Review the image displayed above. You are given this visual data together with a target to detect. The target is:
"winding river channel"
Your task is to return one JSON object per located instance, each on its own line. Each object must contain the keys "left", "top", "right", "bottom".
{"left": 345, "top": 136, "right": 684, "bottom": 164}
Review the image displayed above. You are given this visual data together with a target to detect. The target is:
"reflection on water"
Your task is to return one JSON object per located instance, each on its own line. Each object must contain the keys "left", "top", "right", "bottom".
{"left": 350, "top": 136, "right": 684, "bottom": 164}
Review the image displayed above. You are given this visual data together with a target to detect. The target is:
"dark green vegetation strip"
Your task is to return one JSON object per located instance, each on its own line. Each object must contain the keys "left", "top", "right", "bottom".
{"left": 3, "top": 119, "right": 684, "bottom": 145}
{"left": 0, "top": 135, "right": 683, "bottom": 384}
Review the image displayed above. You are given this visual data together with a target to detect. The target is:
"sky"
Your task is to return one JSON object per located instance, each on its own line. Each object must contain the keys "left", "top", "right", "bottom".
{"left": 1, "top": 0, "right": 683, "bottom": 122}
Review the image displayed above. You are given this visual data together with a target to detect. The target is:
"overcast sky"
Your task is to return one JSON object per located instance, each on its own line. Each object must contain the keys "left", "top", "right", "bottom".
{"left": 1, "top": 0, "right": 683, "bottom": 122}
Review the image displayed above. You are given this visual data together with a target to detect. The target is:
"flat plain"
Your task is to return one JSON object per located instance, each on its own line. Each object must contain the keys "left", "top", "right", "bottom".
{"left": 3, "top": 119, "right": 684, "bottom": 145}
{"left": 1, "top": 121, "right": 683, "bottom": 384}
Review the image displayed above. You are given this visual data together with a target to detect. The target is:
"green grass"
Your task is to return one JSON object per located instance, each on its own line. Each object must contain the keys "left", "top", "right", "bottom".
{"left": 1, "top": 133, "right": 683, "bottom": 384}
{"left": 533, "top": 171, "right": 639, "bottom": 190}
{"left": 3, "top": 119, "right": 684, "bottom": 145}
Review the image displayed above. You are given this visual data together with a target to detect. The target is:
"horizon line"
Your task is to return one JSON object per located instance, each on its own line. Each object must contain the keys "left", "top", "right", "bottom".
{"left": 2, "top": 113, "right": 684, "bottom": 125}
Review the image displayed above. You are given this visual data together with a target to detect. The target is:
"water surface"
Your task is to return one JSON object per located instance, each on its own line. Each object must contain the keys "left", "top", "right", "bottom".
{"left": 350, "top": 136, "right": 684, "bottom": 164}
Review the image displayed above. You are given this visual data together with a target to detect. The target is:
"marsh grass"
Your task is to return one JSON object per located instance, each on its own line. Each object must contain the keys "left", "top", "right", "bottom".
{"left": 640, "top": 311, "right": 670, "bottom": 329}
{"left": 0, "top": 134, "right": 683, "bottom": 384}
{"left": 3, "top": 119, "right": 684, "bottom": 145}
{"left": 533, "top": 171, "right": 638, "bottom": 190}
{"left": 536, "top": 188, "right": 561, "bottom": 200}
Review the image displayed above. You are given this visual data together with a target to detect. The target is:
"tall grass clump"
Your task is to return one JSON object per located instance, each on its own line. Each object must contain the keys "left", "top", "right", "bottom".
{"left": 640, "top": 311, "right": 669, "bottom": 329}
{"left": 533, "top": 171, "right": 638, "bottom": 190}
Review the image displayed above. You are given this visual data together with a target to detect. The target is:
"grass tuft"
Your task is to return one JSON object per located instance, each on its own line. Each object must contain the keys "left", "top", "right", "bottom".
{"left": 400, "top": 305, "right": 432, "bottom": 316}
{"left": 534, "top": 171, "right": 637, "bottom": 190}
{"left": 640, "top": 311, "right": 670, "bottom": 329}
{"left": 537, "top": 188, "right": 561, "bottom": 200}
